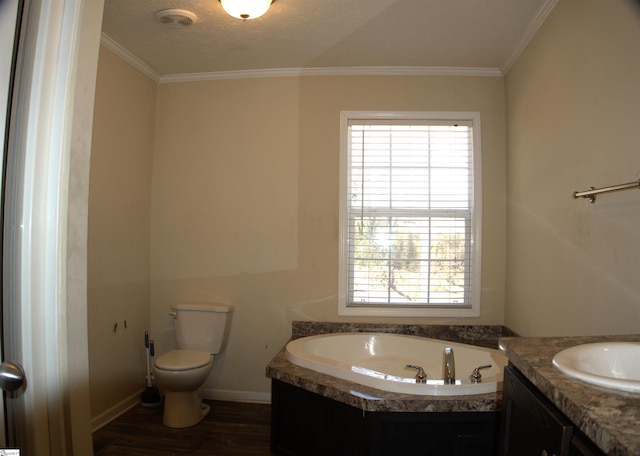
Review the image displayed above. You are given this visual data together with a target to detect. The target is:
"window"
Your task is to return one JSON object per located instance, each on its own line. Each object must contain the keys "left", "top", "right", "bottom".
{"left": 338, "top": 112, "right": 482, "bottom": 317}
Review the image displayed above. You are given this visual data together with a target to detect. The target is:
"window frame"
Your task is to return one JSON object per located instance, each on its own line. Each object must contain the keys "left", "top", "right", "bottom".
{"left": 338, "top": 111, "right": 482, "bottom": 317}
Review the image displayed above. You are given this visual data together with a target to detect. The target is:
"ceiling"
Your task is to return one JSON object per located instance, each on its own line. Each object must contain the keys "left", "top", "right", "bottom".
{"left": 101, "top": 0, "right": 555, "bottom": 80}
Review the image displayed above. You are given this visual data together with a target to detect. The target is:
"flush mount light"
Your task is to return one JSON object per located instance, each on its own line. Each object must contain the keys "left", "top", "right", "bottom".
{"left": 219, "top": 0, "right": 274, "bottom": 20}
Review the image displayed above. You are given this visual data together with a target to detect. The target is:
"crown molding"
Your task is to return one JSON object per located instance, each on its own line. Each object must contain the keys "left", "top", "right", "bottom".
{"left": 98, "top": 35, "right": 502, "bottom": 83}
{"left": 104, "top": 1, "right": 558, "bottom": 87}
{"left": 159, "top": 66, "right": 502, "bottom": 84}
{"left": 100, "top": 33, "right": 160, "bottom": 82}
{"left": 501, "top": 0, "right": 559, "bottom": 75}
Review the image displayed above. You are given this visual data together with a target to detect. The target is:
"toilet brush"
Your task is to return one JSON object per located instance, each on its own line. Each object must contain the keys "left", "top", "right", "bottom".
{"left": 140, "top": 331, "right": 161, "bottom": 407}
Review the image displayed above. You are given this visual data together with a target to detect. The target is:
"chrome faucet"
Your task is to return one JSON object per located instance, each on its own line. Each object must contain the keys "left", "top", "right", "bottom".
{"left": 405, "top": 364, "right": 427, "bottom": 383}
{"left": 470, "top": 364, "right": 492, "bottom": 383}
{"left": 443, "top": 347, "right": 455, "bottom": 384}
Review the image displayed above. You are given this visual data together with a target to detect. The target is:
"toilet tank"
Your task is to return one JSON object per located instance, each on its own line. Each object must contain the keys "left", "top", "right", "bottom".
{"left": 171, "top": 302, "right": 233, "bottom": 353}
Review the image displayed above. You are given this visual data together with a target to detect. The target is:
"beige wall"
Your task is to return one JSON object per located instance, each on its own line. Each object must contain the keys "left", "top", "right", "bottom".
{"left": 150, "top": 75, "right": 506, "bottom": 395}
{"left": 88, "top": 0, "right": 640, "bottom": 414}
{"left": 504, "top": 0, "right": 640, "bottom": 336}
{"left": 88, "top": 47, "right": 156, "bottom": 417}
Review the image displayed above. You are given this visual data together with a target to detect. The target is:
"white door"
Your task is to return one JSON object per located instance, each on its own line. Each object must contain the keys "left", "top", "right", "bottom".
{"left": 1, "top": 0, "right": 104, "bottom": 454}
{"left": 0, "top": 0, "right": 25, "bottom": 447}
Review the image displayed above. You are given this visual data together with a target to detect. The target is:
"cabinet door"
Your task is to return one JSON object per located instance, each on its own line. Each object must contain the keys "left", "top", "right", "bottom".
{"left": 271, "top": 380, "right": 366, "bottom": 455}
{"left": 569, "top": 429, "right": 606, "bottom": 456}
{"left": 501, "top": 366, "right": 573, "bottom": 456}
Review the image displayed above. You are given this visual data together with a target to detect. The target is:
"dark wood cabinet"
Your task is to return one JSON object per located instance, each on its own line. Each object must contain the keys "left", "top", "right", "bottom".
{"left": 271, "top": 379, "right": 500, "bottom": 456}
{"left": 500, "top": 365, "right": 604, "bottom": 456}
{"left": 271, "top": 379, "right": 365, "bottom": 455}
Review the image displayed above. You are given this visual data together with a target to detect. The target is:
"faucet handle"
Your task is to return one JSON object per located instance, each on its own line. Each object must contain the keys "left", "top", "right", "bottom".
{"left": 470, "top": 364, "right": 492, "bottom": 383}
{"left": 405, "top": 364, "right": 427, "bottom": 383}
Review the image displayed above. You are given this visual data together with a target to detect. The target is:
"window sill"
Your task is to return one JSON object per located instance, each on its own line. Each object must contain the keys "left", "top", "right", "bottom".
{"left": 337, "top": 304, "right": 480, "bottom": 318}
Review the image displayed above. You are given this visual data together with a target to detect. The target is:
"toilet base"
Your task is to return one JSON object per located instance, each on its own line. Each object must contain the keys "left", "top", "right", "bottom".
{"left": 162, "top": 391, "right": 211, "bottom": 428}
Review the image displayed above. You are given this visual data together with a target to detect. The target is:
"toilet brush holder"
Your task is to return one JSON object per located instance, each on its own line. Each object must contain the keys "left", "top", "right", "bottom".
{"left": 140, "top": 331, "right": 161, "bottom": 407}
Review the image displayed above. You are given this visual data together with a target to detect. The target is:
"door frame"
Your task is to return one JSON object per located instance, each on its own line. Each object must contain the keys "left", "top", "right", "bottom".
{"left": 3, "top": 0, "right": 104, "bottom": 454}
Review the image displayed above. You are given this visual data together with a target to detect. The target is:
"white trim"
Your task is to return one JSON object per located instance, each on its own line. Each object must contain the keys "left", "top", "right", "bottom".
{"left": 203, "top": 388, "right": 271, "bottom": 404}
{"left": 99, "top": 31, "right": 502, "bottom": 84}
{"left": 159, "top": 66, "right": 503, "bottom": 84}
{"left": 90, "top": 390, "right": 143, "bottom": 433}
{"left": 501, "top": 0, "right": 559, "bottom": 74}
{"left": 338, "top": 111, "right": 482, "bottom": 318}
{"left": 4, "top": 1, "right": 102, "bottom": 452}
{"left": 4, "top": 0, "right": 99, "bottom": 452}
{"left": 90, "top": 388, "right": 271, "bottom": 432}
{"left": 66, "top": 1, "right": 104, "bottom": 453}
{"left": 99, "top": 33, "right": 160, "bottom": 82}
{"left": 337, "top": 305, "right": 480, "bottom": 318}
{"left": 101, "top": 0, "right": 559, "bottom": 86}
{"left": 0, "top": 0, "right": 20, "bottom": 446}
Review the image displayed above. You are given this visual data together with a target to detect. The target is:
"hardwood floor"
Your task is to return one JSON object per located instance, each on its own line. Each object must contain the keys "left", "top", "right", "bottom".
{"left": 93, "top": 400, "right": 275, "bottom": 456}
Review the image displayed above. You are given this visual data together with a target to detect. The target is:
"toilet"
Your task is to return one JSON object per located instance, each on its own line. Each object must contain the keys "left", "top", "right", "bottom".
{"left": 153, "top": 302, "right": 233, "bottom": 428}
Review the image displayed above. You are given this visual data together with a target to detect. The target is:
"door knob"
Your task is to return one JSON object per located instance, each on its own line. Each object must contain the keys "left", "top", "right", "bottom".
{"left": 0, "top": 361, "right": 25, "bottom": 392}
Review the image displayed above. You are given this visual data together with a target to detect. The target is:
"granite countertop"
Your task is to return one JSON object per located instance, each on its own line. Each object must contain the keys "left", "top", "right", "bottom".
{"left": 499, "top": 334, "right": 640, "bottom": 456}
{"left": 266, "top": 347, "right": 501, "bottom": 413}
{"left": 266, "top": 322, "right": 516, "bottom": 413}
{"left": 290, "top": 320, "right": 517, "bottom": 348}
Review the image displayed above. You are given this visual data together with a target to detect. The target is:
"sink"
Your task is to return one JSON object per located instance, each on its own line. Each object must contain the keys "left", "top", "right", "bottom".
{"left": 552, "top": 342, "right": 640, "bottom": 392}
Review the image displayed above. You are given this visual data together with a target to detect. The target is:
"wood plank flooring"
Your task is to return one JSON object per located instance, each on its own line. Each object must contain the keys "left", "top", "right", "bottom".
{"left": 93, "top": 400, "right": 275, "bottom": 456}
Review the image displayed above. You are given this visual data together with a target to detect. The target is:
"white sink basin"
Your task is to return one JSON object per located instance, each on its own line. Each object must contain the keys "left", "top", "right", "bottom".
{"left": 552, "top": 342, "right": 640, "bottom": 392}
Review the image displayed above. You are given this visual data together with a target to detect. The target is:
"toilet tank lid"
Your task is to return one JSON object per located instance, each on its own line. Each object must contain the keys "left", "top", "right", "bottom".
{"left": 172, "top": 302, "right": 233, "bottom": 312}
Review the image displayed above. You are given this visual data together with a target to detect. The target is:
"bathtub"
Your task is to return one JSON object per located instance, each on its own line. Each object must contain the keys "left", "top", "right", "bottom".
{"left": 285, "top": 333, "right": 508, "bottom": 396}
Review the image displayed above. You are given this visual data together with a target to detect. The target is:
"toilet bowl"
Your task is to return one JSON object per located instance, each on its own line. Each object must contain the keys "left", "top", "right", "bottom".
{"left": 154, "top": 349, "right": 214, "bottom": 428}
{"left": 153, "top": 302, "right": 233, "bottom": 428}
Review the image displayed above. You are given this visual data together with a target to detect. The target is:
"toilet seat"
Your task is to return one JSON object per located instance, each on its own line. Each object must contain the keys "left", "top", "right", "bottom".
{"left": 155, "top": 350, "right": 212, "bottom": 371}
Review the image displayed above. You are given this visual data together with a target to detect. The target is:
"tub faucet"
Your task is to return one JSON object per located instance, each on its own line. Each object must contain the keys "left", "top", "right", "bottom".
{"left": 470, "top": 364, "right": 492, "bottom": 383}
{"left": 443, "top": 347, "right": 455, "bottom": 384}
{"left": 405, "top": 364, "right": 427, "bottom": 383}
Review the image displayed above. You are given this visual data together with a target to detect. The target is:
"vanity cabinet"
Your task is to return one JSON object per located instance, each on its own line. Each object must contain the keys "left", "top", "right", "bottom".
{"left": 500, "top": 365, "right": 604, "bottom": 456}
{"left": 271, "top": 379, "right": 500, "bottom": 456}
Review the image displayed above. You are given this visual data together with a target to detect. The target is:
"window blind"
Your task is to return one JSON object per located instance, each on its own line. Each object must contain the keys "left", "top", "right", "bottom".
{"left": 346, "top": 119, "right": 475, "bottom": 308}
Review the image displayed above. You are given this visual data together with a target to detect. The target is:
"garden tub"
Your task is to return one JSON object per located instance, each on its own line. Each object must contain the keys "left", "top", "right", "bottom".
{"left": 285, "top": 332, "right": 507, "bottom": 396}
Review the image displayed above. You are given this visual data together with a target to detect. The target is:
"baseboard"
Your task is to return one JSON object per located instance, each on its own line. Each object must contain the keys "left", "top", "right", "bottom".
{"left": 203, "top": 388, "right": 271, "bottom": 404}
{"left": 91, "top": 388, "right": 271, "bottom": 432}
{"left": 91, "top": 389, "right": 144, "bottom": 432}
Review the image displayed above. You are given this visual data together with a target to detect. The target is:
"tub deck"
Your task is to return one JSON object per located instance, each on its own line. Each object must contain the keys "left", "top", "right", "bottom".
{"left": 266, "top": 346, "right": 501, "bottom": 413}
{"left": 284, "top": 333, "right": 507, "bottom": 397}
{"left": 266, "top": 322, "right": 517, "bottom": 413}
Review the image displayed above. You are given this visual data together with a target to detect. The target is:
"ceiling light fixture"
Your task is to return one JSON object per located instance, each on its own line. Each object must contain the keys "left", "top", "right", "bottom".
{"left": 220, "top": 0, "right": 273, "bottom": 20}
